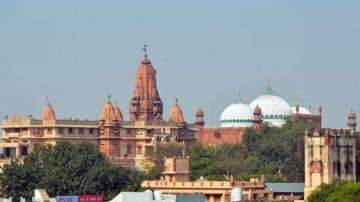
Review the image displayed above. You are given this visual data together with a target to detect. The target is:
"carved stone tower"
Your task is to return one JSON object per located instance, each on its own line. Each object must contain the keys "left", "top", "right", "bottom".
{"left": 129, "top": 45, "right": 163, "bottom": 122}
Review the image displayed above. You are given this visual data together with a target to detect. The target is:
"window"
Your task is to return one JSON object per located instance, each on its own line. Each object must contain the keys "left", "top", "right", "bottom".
{"left": 137, "top": 146, "right": 143, "bottom": 154}
{"left": 47, "top": 128, "right": 52, "bottom": 134}
{"left": 58, "top": 128, "right": 64, "bottom": 134}
{"left": 126, "top": 144, "right": 132, "bottom": 155}
{"left": 20, "top": 146, "right": 28, "bottom": 156}
{"left": 33, "top": 128, "right": 40, "bottom": 134}
{"left": 78, "top": 128, "right": 84, "bottom": 135}
{"left": 68, "top": 128, "right": 73, "bottom": 134}
{"left": 89, "top": 128, "right": 94, "bottom": 134}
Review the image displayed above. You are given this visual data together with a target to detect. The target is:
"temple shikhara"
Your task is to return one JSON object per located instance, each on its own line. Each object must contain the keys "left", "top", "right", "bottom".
{"left": 0, "top": 46, "right": 197, "bottom": 167}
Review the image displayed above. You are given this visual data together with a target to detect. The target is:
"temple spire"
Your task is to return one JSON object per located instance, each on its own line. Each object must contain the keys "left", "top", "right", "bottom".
{"left": 129, "top": 46, "right": 163, "bottom": 121}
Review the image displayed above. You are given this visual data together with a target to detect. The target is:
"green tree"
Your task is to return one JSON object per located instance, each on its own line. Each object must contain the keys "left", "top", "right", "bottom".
{"left": 0, "top": 142, "right": 143, "bottom": 201}
{"left": 145, "top": 143, "right": 183, "bottom": 180}
{"left": 190, "top": 144, "right": 216, "bottom": 180}
{"left": 307, "top": 181, "right": 360, "bottom": 202}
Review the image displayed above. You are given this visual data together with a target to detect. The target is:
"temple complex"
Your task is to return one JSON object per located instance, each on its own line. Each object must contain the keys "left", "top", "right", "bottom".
{"left": 0, "top": 46, "right": 197, "bottom": 167}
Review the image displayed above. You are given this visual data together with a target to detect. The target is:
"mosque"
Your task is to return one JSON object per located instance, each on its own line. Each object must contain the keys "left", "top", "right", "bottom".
{"left": 197, "top": 82, "right": 322, "bottom": 145}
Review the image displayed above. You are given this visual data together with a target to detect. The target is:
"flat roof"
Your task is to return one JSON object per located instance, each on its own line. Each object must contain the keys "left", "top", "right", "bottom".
{"left": 265, "top": 183, "right": 304, "bottom": 193}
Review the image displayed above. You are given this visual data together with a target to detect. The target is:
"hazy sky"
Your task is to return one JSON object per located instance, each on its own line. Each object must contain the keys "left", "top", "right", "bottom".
{"left": 0, "top": 1, "right": 359, "bottom": 128}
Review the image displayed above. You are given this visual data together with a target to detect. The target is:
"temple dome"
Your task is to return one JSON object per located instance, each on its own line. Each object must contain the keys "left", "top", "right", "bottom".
{"left": 249, "top": 85, "right": 291, "bottom": 127}
{"left": 220, "top": 102, "right": 254, "bottom": 128}
{"left": 292, "top": 106, "right": 311, "bottom": 115}
{"left": 42, "top": 99, "right": 56, "bottom": 121}
{"left": 170, "top": 101, "right": 185, "bottom": 125}
{"left": 100, "top": 99, "right": 118, "bottom": 123}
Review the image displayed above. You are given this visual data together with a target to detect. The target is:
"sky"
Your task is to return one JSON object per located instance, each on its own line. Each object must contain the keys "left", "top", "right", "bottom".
{"left": 0, "top": 1, "right": 359, "bottom": 128}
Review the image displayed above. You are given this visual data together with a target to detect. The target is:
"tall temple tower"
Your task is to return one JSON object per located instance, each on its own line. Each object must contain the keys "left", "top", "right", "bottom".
{"left": 129, "top": 45, "right": 163, "bottom": 122}
{"left": 99, "top": 96, "right": 121, "bottom": 157}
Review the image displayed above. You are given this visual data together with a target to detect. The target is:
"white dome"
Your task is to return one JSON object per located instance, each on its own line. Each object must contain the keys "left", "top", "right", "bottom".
{"left": 250, "top": 94, "right": 292, "bottom": 127}
{"left": 220, "top": 103, "right": 253, "bottom": 127}
{"left": 292, "top": 106, "right": 311, "bottom": 115}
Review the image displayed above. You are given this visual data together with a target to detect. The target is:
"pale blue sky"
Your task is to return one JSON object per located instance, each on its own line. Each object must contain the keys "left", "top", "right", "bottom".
{"left": 0, "top": 1, "right": 359, "bottom": 128}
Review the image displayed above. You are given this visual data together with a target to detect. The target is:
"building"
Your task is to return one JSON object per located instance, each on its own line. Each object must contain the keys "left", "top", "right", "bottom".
{"left": 0, "top": 47, "right": 197, "bottom": 167}
{"left": 304, "top": 111, "right": 357, "bottom": 199}
{"left": 142, "top": 156, "right": 273, "bottom": 202}
{"left": 265, "top": 183, "right": 304, "bottom": 201}
{"left": 197, "top": 84, "right": 322, "bottom": 145}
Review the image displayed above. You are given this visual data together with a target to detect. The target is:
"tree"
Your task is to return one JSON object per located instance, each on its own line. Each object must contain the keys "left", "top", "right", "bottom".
{"left": 190, "top": 144, "right": 216, "bottom": 180}
{"left": 145, "top": 143, "right": 183, "bottom": 180}
{"left": 0, "top": 142, "right": 143, "bottom": 201}
{"left": 307, "top": 181, "right": 360, "bottom": 202}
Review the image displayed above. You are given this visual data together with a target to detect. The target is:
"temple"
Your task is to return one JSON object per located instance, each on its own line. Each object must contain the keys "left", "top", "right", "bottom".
{"left": 0, "top": 46, "right": 197, "bottom": 167}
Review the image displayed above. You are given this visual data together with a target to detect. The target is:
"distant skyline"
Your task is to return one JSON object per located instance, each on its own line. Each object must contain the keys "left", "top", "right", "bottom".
{"left": 0, "top": 1, "right": 359, "bottom": 128}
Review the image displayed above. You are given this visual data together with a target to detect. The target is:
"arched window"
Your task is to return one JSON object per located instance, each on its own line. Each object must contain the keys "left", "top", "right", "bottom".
{"left": 126, "top": 143, "right": 132, "bottom": 155}
{"left": 345, "top": 161, "right": 353, "bottom": 175}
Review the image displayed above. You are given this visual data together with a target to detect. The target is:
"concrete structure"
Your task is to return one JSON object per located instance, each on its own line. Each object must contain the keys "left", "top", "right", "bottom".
{"left": 0, "top": 46, "right": 197, "bottom": 167}
{"left": 142, "top": 157, "right": 273, "bottom": 202}
{"left": 304, "top": 112, "right": 357, "bottom": 199}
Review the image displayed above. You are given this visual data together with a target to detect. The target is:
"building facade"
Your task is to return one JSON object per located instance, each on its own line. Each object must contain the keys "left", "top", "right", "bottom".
{"left": 142, "top": 156, "right": 273, "bottom": 202}
{"left": 0, "top": 50, "right": 197, "bottom": 167}
{"left": 304, "top": 112, "right": 357, "bottom": 199}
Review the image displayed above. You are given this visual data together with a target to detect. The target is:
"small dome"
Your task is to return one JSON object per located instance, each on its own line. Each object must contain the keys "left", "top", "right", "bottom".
{"left": 254, "top": 105, "right": 262, "bottom": 114}
{"left": 220, "top": 103, "right": 254, "bottom": 128}
{"left": 42, "top": 99, "right": 56, "bottom": 121}
{"left": 196, "top": 107, "right": 204, "bottom": 116}
{"left": 348, "top": 110, "right": 356, "bottom": 118}
{"left": 250, "top": 83, "right": 292, "bottom": 127}
{"left": 100, "top": 99, "right": 118, "bottom": 123}
{"left": 292, "top": 106, "right": 311, "bottom": 115}
{"left": 170, "top": 102, "right": 185, "bottom": 124}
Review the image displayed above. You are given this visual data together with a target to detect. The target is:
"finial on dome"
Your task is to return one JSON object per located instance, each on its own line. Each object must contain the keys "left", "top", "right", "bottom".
{"left": 107, "top": 94, "right": 112, "bottom": 101}
{"left": 46, "top": 96, "right": 50, "bottom": 105}
{"left": 295, "top": 95, "right": 300, "bottom": 106}
{"left": 143, "top": 44, "right": 148, "bottom": 59}
{"left": 235, "top": 89, "right": 244, "bottom": 103}
{"left": 175, "top": 96, "right": 179, "bottom": 105}
{"left": 265, "top": 79, "right": 274, "bottom": 95}
{"left": 141, "top": 44, "right": 151, "bottom": 64}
